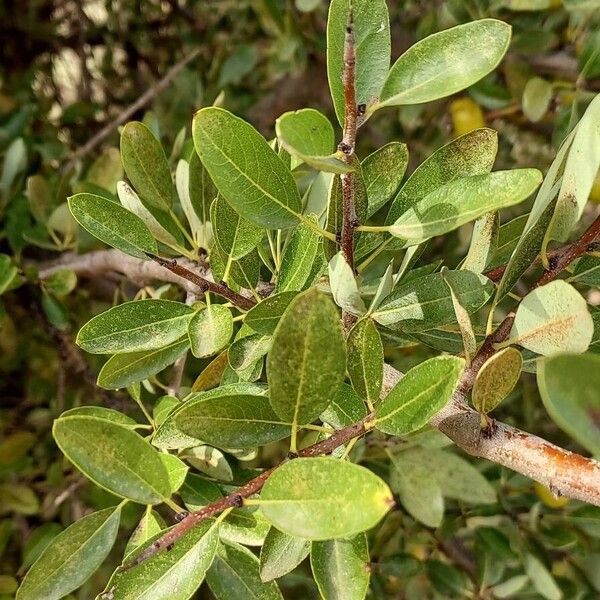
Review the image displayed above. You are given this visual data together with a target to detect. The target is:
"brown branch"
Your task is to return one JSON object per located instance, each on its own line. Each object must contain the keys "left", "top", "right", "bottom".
{"left": 338, "top": 5, "right": 359, "bottom": 331}
{"left": 536, "top": 213, "right": 600, "bottom": 287}
{"left": 145, "top": 253, "right": 256, "bottom": 311}
{"left": 122, "top": 415, "right": 371, "bottom": 570}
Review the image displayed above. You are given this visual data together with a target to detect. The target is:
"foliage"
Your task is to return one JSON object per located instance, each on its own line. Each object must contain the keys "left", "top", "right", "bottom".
{"left": 2, "top": 1, "right": 600, "bottom": 599}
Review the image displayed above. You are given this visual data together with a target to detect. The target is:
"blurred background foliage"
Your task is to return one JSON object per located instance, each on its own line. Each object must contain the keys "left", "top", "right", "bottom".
{"left": 1, "top": 0, "right": 600, "bottom": 598}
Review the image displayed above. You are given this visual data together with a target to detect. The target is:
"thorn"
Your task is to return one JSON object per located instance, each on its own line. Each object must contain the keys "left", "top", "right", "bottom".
{"left": 338, "top": 142, "right": 352, "bottom": 155}
{"left": 175, "top": 511, "right": 189, "bottom": 522}
{"left": 287, "top": 451, "right": 299, "bottom": 460}
{"left": 357, "top": 103, "right": 366, "bottom": 116}
{"left": 232, "top": 494, "right": 244, "bottom": 508}
{"left": 166, "top": 543, "right": 174, "bottom": 551}
{"left": 548, "top": 255, "right": 559, "bottom": 271}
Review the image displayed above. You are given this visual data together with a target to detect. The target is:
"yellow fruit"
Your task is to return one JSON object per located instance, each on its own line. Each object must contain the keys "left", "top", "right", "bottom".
{"left": 449, "top": 97, "right": 485, "bottom": 138}
{"left": 535, "top": 482, "right": 570, "bottom": 508}
{"left": 589, "top": 171, "right": 600, "bottom": 204}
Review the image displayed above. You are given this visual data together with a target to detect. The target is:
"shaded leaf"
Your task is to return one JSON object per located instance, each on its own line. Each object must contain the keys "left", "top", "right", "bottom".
{"left": 259, "top": 528, "right": 310, "bottom": 582}
{"left": 175, "top": 394, "right": 290, "bottom": 449}
{"left": 276, "top": 220, "right": 320, "bottom": 293}
{"left": 120, "top": 121, "right": 175, "bottom": 211}
{"left": 311, "top": 533, "right": 370, "bottom": 600}
{"left": 522, "top": 77, "right": 553, "bottom": 122}
{"left": 538, "top": 353, "right": 600, "bottom": 456}
{"left": 347, "top": 319, "right": 383, "bottom": 408}
{"left": 327, "top": 0, "right": 390, "bottom": 124}
{"left": 328, "top": 252, "right": 367, "bottom": 316}
{"left": 245, "top": 292, "right": 298, "bottom": 336}
{"left": 472, "top": 347, "right": 522, "bottom": 414}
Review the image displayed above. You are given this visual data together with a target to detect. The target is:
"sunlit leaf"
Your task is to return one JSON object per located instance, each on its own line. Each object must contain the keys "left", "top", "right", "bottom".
{"left": 347, "top": 318, "right": 383, "bottom": 408}
{"left": 188, "top": 305, "right": 233, "bottom": 359}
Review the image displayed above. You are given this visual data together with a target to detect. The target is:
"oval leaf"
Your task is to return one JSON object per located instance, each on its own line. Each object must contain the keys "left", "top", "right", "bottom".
{"left": 260, "top": 527, "right": 310, "bottom": 582}
{"left": 97, "top": 339, "right": 190, "bottom": 389}
{"left": 68, "top": 193, "right": 158, "bottom": 259}
{"left": 176, "top": 393, "right": 290, "bottom": 449}
{"left": 53, "top": 416, "right": 171, "bottom": 504}
{"left": 17, "top": 507, "right": 121, "bottom": 600}
{"left": 379, "top": 19, "right": 511, "bottom": 107}
{"left": 267, "top": 289, "right": 346, "bottom": 428}
{"left": 347, "top": 318, "right": 383, "bottom": 408}
{"left": 77, "top": 300, "right": 194, "bottom": 354}
{"left": 245, "top": 292, "right": 298, "bottom": 336}
{"left": 120, "top": 121, "right": 175, "bottom": 211}
{"left": 260, "top": 457, "right": 393, "bottom": 540}
{"left": 102, "top": 519, "right": 219, "bottom": 600}
{"left": 327, "top": 0, "right": 391, "bottom": 124}
{"left": 389, "top": 169, "right": 542, "bottom": 243}
{"left": 372, "top": 270, "right": 493, "bottom": 332}
{"left": 472, "top": 347, "right": 522, "bottom": 414}
{"left": 188, "top": 304, "right": 233, "bottom": 359}
{"left": 374, "top": 356, "right": 465, "bottom": 435}
{"left": 311, "top": 534, "right": 370, "bottom": 600}
{"left": 538, "top": 353, "right": 600, "bottom": 456}
{"left": 507, "top": 280, "right": 593, "bottom": 356}
{"left": 193, "top": 107, "right": 301, "bottom": 229}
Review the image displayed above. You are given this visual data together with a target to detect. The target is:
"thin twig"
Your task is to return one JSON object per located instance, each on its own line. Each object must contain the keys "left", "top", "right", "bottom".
{"left": 338, "top": 4, "right": 358, "bottom": 331}
{"left": 145, "top": 253, "right": 256, "bottom": 311}
{"left": 67, "top": 47, "right": 200, "bottom": 167}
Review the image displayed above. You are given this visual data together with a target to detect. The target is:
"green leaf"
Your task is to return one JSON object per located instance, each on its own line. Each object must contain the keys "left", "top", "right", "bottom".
{"left": 193, "top": 107, "right": 302, "bottom": 229}
{"left": 53, "top": 415, "right": 170, "bottom": 503}
{"left": 229, "top": 334, "right": 271, "bottom": 372}
{"left": 570, "top": 255, "right": 600, "bottom": 287}
{"left": 372, "top": 270, "right": 493, "bottom": 332}
{"left": 538, "top": 353, "right": 600, "bottom": 456}
{"left": 245, "top": 292, "right": 298, "bottom": 336}
{"left": 472, "top": 347, "right": 522, "bottom": 414}
{"left": 494, "top": 126, "right": 576, "bottom": 300}
{"left": 124, "top": 509, "right": 166, "bottom": 559}
{"left": 362, "top": 142, "right": 409, "bottom": 217}
{"left": 267, "top": 289, "right": 346, "bottom": 434}
{"left": 175, "top": 394, "right": 290, "bottom": 449}
{"left": 97, "top": 339, "right": 190, "bottom": 389}
{"left": 347, "top": 319, "right": 383, "bottom": 408}
{"left": 77, "top": 300, "right": 194, "bottom": 354}
{"left": 16, "top": 507, "right": 121, "bottom": 600}
{"left": 117, "top": 181, "right": 182, "bottom": 248}
{"left": 374, "top": 356, "right": 465, "bottom": 435}
{"left": 311, "top": 533, "right": 370, "bottom": 600}
{"left": 188, "top": 305, "right": 233, "bottom": 359}
{"left": 522, "top": 77, "right": 553, "bottom": 122}
{"left": 153, "top": 383, "right": 267, "bottom": 450}
{"left": 120, "top": 121, "right": 175, "bottom": 211}
{"left": 68, "top": 193, "right": 158, "bottom": 259}
{"left": 275, "top": 220, "right": 320, "bottom": 293}
{"left": 443, "top": 269, "right": 477, "bottom": 363}
{"left": 387, "top": 129, "right": 498, "bottom": 225}
{"left": 0, "top": 254, "right": 18, "bottom": 295}
{"left": 59, "top": 406, "right": 138, "bottom": 428}
{"left": 548, "top": 94, "right": 600, "bottom": 244}
{"left": 379, "top": 20, "right": 511, "bottom": 108}
{"left": 161, "top": 453, "right": 188, "bottom": 494}
{"left": 320, "top": 384, "right": 368, "bottom": 429}
{"left": 462, "top": 212, "right": 499, "bottom": 274}
{"left": 388, "top": 169, "right": 542, "bottom": 243}
{"left": 207, "top": 541, "right": 284, "bottom": 600}
{"left": 506, "top": 281, "right": 593, "bottom": 356}
{"left": 102, "top": 519, "right": 219, "bottom": 600}
{"left": 327, "top": 0, "right": 391, "bottom": 124}
{"left": 212, "top": 194, "right": 264, "bottom": 260}
{"left": 389, "top": 452, "right": 444, "bottom": 527}
{"left": 524, "top": 554, "right": 562, "bottom": 600}
{"left": 220, "top": 507, "right": 271, "bottom": 548}
{"left": 275, "top": 109, "right": 350, "bottom": 174}
{"left": 328, "top": 252, "right": 367, "bottom": 316}
{"left": 181, "top": 446, "right": 233, "bottom": 482}
{"left": 43, "top": 268, "right": 77, "bottom": 297}
{"left": 259, "top": 528, "right": 310, "bottom": 582}
{"left": 260, "top": 457, "right": 393, "bottom": 539}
